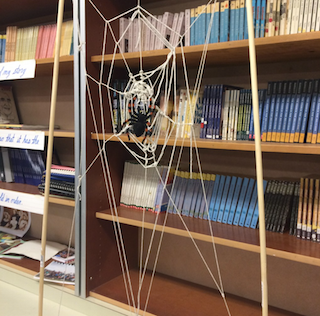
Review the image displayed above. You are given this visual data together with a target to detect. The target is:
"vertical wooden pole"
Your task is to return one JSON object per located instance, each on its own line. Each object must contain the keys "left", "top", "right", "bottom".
{"left": 245, "top": 1, "right": 268, "bottom": 315}
{"left": 38, "top": 0, "right": 65, "bottom": 315}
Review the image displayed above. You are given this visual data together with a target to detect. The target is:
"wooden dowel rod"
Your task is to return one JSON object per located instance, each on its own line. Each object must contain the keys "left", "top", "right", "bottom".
{"left": 38, "top": 0, "right": 65, "bottom": 315}
{"left": 245, "top": 1, "right": 268, "bottom": 315}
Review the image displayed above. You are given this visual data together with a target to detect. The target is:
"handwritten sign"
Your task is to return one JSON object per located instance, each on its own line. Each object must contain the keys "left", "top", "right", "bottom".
{"left": 0, "top": 189, "right": 44, "bottom": 215}
{"left": 0, "top": 130, "right": 45, "bottom": 150}
{"left": 0, "top": 60, "right": 36, "bottom": 81}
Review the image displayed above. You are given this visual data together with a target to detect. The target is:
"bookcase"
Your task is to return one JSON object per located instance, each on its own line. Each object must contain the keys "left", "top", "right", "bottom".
{"left": 78, "top": 0, "right": 320, "bottom": 315}
{"left": 0, "top": 0, "right": 77, "bottom": 291}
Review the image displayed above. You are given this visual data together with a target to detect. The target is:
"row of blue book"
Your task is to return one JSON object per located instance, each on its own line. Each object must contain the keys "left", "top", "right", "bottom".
{"left": 0, "top": 147, "right": 45, "bottom": 186}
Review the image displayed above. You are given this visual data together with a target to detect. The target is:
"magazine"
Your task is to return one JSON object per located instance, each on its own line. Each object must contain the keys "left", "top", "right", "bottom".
{"left": 53, "top": 247, "right": 75, "bottom": 264}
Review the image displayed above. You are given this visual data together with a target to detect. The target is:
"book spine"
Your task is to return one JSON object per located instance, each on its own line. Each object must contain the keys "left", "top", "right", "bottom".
{"left": 280, "top": 0, "right": 288, "bottom": 35}
{"left": 239, "top": 178, "right": 256, "bottom": 226}
{"left": 306, "top": 178, "right": 314, "bottom": 239}
{"left": 222, "top": 176, "right": 237, "bottom": 223}
{"left": 250, "top": 179, "right": 268, "bottom": 228}
{"left": 296, "top": 178, "right": 305, "bottom": 238}
{"left": 312, "top": 179, "right": 319, "bottom": 241}
{"left": 280, "top": 81, "right": 292, "bottom": 142}
{"left": 233, "top": 177, "right": 249, "bottom": 225}
{"left": 227, "top": 177, "right": 243, "bottom": 224}
{"left": 289, "top": 80, "right": 303, "bottom": 143}
{"left": 261, "top": 82, "right": 272, "bottom": 141}
{"left": 255, "top": 0, "right": 261, "bottom": 37}
{"left": 301, "top": 178, "right": 309, "bottom": 239}
{"left": 235, "top": 0, "right": 240, "bottom": 40}
{"left": 222, "top": 90, "right": 230, "bottom": 140}
{"left": 211, "top": 175, "right": 226, "bottom": 221}
{"left": 202, "top": 174, "right": 216, "bottom": 220}
{"left": 239, "top": 0, "right": 245, "bottom": 40}
{"left": 260, "top": 0, "right": 266, "bottom": 37}
{"left": 286, "top": 0, "right": 294, "bottom": 34}
{"left": 311, "top": 0, "right": 319, "bottom": 31}
{"left": 267, "top": 82, "right": 278, "bottom": 141}
{"left": 217, "top": 176, "right": 231, "bottom": 222}
{"left": 298, "top": 0, "right": 306, "bottom": 33}
{"left": 294, "top": 80, "right": 308, "bottom": 142}
{"left": 276, "top": 81, "right": 287, "bottom": 142}
{"left": 312, "top": 81, "right": 320, "bottom": 143}
{"left": 299, "top": 80, "right": 314, "bottom": 143}
{"left": 208, "top": 174, "right": 221, "bottom": 220}
{"left": 244, "top": 181, "right": 258, "bottom": 227}
{"left": 315, "top": 0, "right": 320, "bottom": 31}
{"left": 271, "top": 81, "right": 283, "bottom": 142}
{"left": 185, "top": 9, "right": 191, "bottom": 46}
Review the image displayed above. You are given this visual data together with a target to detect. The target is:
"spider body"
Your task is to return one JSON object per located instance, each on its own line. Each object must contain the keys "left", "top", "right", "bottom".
{"left": 122, "top": 99, "right": 156, "bottom": 143}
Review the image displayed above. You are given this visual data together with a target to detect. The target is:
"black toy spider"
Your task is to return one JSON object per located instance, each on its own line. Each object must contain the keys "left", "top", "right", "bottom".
{"left": 122, "top": 98, "right": 157, "bottom": 143}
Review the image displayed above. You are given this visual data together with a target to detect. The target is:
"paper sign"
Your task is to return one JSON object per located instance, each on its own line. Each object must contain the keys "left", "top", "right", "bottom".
{"left": 0, "top": 189, "right": 44, "bottom": 215}
{"left": 0, "top": 60, "right": 36, "bottom": 81}
{"left": 0, "top": 130, "right": 45, "bottom": 150}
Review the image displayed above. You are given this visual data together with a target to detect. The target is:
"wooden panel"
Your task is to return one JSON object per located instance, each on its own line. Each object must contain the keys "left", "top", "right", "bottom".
{"left": 90, "top": 269, "right": 302, "bottom": 316}
{"left": 96, "top": 207, "right": 320, "bottom": 266}
{"left": 91, "top": 33, "right": 320, "bottom": 69}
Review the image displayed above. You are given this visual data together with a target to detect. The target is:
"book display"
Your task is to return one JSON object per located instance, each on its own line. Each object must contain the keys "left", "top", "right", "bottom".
{"left": 0, "top": 0, "right": 76, "bottom": 294}
{"left": 77, "top": 0, "right": 320, "bottom": 315}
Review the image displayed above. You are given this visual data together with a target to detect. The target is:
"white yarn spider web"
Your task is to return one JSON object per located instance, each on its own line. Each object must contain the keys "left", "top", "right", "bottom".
{"left": 80, "top": 0, "right": 232, "bottom": 315}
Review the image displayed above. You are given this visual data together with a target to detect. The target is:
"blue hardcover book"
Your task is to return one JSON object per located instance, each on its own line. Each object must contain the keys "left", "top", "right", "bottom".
{"left": 257, "top": 89, "right": 266, "bottom": 140}
{"left": 222, "top": 176, "right": 237, "bottom": 223}
{"left": 248, "top": 90, "right": 255, "bottom": 140}
{"left": 217, "top": 176, "right": 231, "bottom": 222}
{"left": 197, "top": 174, "right": 211, "bottom": 218}
{"left": 239, "top": 0, "right": 245, "bottom": 40}
{"left": 0, "top": 36, "right": 2, "bottom": 64}
{"left": 232, "top": 177, "right": 249, "bottom": 225}
{"left": 207, "top": 4, "right": 213, "bottom": 43}
{"left": 206, "top": 85, "right": 216, "bottom": 139}
{"left": 255, "top": 0, "right": 261, "bottom": 37}
{"left": 244, "top": 1, "right": 248, "bottom": 39}
{"left": 214, "top": 4, "right": 220, "bottom": 43}
{"left": 306, "top": 80, "right": 319, "bottom": 143}
{"left": 198, "top": 5, "right": 206, "bottom": 45}
{"left": 244, "top": 181, "right": 258, "bottom": 227}
{"left": 224, "top": 1, "right": 230, "bottom": 42}
{"left": 261, "top": 82, "right": 272, "bottom": 141}
{"left": 280, "top": 81, "right": 292, "bottom": 142}
{"left": 190, "top": 8, "right": 196, "bottom": 46}
{"left": 294, "top": 80, "right": 308, "bottom": 142}
{"left": 239, "top": 178, "right": 255, "bottom": 226}
{"left": 271, "top": 81, "right": 283, "bottom": 142}
{"left": 260, "top": 0, "right": 266, "bottom": 37}
{"left": 220, "top": 2, "right": 226, "bottom": 42}
{"left": 252, "top": 0, "right": 257, "bottom": 36}
{"left": 227, "top": 177, "right": 243, "bottom": 224}
{"left": 276, "top": 81, "right": 287, "bottom": 142}
{"left": 235, "top": 0, "right": 240, "bottom": 40}
{"left": 208, "top": 174, "right": 221, "bottom": 220}
{"left": 266, "top": 82, "right": 278, "bottom": 141}
{"left": 202, "top": 174, "right": 216, "bottom": 220}
{"left": 230, "top": 1, "right": 235, "bottom": 41}
{"left": 176, "top": 172, "right": 189, "bottom": 214}
{"left": 181, "top": 176, "right": 196, "bottom": 216}
{"left": 285, "top": 81, "right": 298, "bottom": 142}
{"left": 250, "top": 179, "right": 268, "bottom": 228}
{"left": 188, "top": 175, "right": 201, "bottom": 217}
{"left": 289, "top": 80, "right": 303, "bottom": 143}
{"left": 2, "top": 36, "right": 6, "bottom": 63}
{"left": 211, "top": 175, "right": 226, "bottom": 221}
{"left": 299, "top": 80, "right": 314, "bottom": 143}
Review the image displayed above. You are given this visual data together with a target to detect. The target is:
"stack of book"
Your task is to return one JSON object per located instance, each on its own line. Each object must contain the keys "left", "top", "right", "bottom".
{"left": 38, "top": 165, "right": 75, "bottom": 199}
{"left": 118, "top": 0, "right": 320, "bottom": 52}
{"left": 0, "top": 148, "right": 45, "bottom": 186}
{"left": 0, "top": 20, "right": 73, "bottom": 63}
{"left": 120, "top": 161, "right": 174, "bottom": 212}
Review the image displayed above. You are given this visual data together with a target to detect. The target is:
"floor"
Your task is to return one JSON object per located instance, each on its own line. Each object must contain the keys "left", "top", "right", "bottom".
{"left": 0, "top": 280, "right": 87, "bottom": 316}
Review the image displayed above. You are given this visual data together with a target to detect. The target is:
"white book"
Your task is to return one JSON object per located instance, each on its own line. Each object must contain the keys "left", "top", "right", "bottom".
{"left": 286, "top": 0, "right": 294, "bottom": 34}
{"left": 233, "top": 90, "right": 240, "bottom": 140}
{"left": 306, "top": 0, "right": 314, "bottom": 32}
{"left": 174, "top": 11, "right": 185, "bottom": 47}
{"left": 128, "top": 18, "right": 134, "bottom": 52}
{"left": 132, "top": 18, "right": 139, "bottom": 52}
{"left": 222, "top": 90, "right": 230, "bottom": 140}
{"left": 275, "top": 0, "right": 281, "bottom": 35}
{"left": 227, "top": 90, "right": 235, "bottom": 141}
{"left": 184, "top": 9, "right": 191, "bottom": 46}
{"left": 298, "top": 0, "right": 306, "bottom": 33}
{"left": 311, "top": 0, "right": 319, "bottom": 31}
{"left": 177, "top": 89, "right": 187, "bottom": 138}
{"left": 144, "top": 16, "right": 151, "bottom": 51}
{"left": 154, "top": 15, "right": 163, "bottom": 50}
{"left": 120, "top": 161, "right": 130, "bottom": 205}
{"left": 161, "top": 12, "right": 174, "bottom": 49}
{"left": 119, "top": 17, "right": 129, "bottom": 53}
{"left": 280, "top": 0, "right": 288, "bottom": 35}
{"left": 316, "top": 0, "right": 320, "bottom": 30}
{"left": 180, "top": 90, "right": 189, "bottom": 138}
{"left": 302, "top": 0, "right": 311, "bottom": 32}
{"left": 149, "top": 15, "right": 158, "bottom": 50}
{"left": 170, "top": 13, "right": 179, "bottom": 46}
{"left": 269, "top": 0, "right": 276, "bottom": 36}
{"left": 291, "top": 0, "right": 300, "bottom": 33}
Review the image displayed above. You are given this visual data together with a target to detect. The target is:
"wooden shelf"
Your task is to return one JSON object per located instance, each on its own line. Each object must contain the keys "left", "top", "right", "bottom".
{"left": 91, "top": 32, "right": 320, "bottom": 69}
{"left": 96, "top": 206, "right": 320, "bottom": 267}
{"left": 35, "top": 55, "right": 74, "bottom": 76}
{"left": 92, "top": 133, "right": 320, "bottom": 155}
{"left": 0, "top": 182, "right": 75, "bottom": 207}
{"left": 44, "top": 130, "right": 75, "bottom": 138}
{"left": 90, "top": 269, "right": 301, "bottom": 316}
